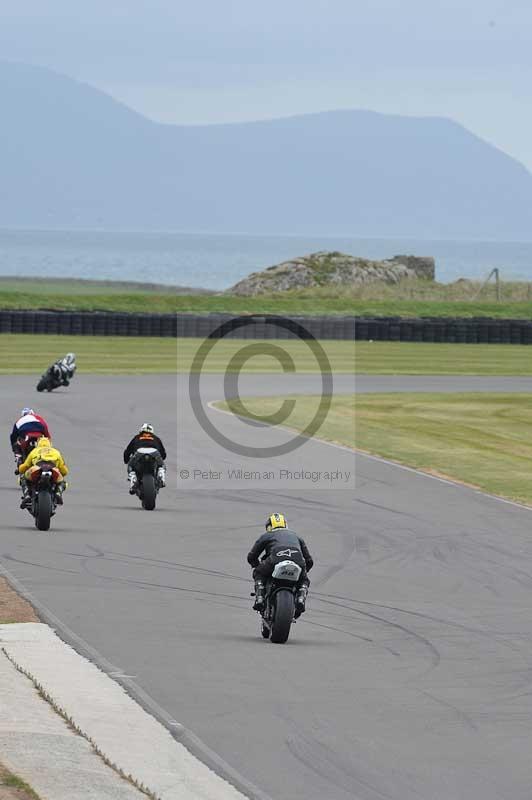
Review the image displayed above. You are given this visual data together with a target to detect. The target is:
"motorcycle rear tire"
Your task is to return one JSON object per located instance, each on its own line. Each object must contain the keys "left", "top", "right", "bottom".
{"left": 270, "top": 589, "right": 294, "bottom": 644}
{"left": 141, "top": 473, "right": 156, "bottom": 510}
{"left": 35, "top": 489, "right": 52, "bottom": 531}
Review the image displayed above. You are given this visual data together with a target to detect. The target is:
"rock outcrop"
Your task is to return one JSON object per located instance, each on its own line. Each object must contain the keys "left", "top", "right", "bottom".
{"left": 229, "top": 252, "right": 435, "bottom": 295}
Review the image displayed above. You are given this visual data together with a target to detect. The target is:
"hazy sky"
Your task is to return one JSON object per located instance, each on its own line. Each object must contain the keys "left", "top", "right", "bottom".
{"left": 2, "top": 0, "right": 531, "bottom": 168}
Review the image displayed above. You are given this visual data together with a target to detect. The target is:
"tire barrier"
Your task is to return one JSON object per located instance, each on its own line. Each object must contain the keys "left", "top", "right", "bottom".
{"left": 2, "top": 311, "right": 532, "bottom": 343}
{"left": 0, "top": 311, "right": 355, "bottom": 340}
{"left": 353, "top": 317, "right": 532, "bottom": 344}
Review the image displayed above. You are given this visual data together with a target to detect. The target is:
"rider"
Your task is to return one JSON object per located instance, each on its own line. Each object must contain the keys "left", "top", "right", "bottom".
{"left": 18, "top": 436, "right": 68, "bottom": 509}
{"left": 51, "top": 353, "right": 76, "bottom": 387}
{"left": 123, "top": 423, "right": 167, "bottom": 494}
{"left": 247, "top": 513, "right": 314, "bottom": 616}
{"left": 10, "top": 408, "right": 51, "bottom": 458}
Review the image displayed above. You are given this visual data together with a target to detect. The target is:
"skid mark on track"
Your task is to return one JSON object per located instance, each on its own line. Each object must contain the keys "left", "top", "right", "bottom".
{"left": 2, "top": 553, "right": 82, "bottom": 576}
{"left": 300, "top": 618, "right": 373, "bottom": 644}
{"left": 420, "top": 690, "right": 478, "bottom": 733}
{"left": 354, "top": 496, "right": 424, "bottom": 521}
{"left": 314, "top": 528, "right": 356, "bottom": 588}
{"left": 318, "top": 593, "right": 532, "bottom": 650}
{"left": 313, "top": 595, "right": 441, "bottom": 673}
{"left": 285, "top": 732, "right": 402, "bottom": 800}
{"left": 312, "top": 593, "right": 532, "bottom": 690}
{"left": 66, "top": 565, "right": 251, "bottom": 603}
{"left": 81, "top": 547, "right": 248, "bottom": 583}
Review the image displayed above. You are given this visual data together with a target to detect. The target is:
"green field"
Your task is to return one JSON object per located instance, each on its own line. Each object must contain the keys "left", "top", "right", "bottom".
{"left": 4, "top": 275, "right": 532, "bottom": 318}
{"left": 351, "top": 299, "right": 532, "bottom": 319}
{"left": 5, "top": 336, "right": 532, "bottom": 375}
{"left": 0, "top": 335, "right": 354, "bottom": 374}
{"left": 355, "top": 341, "right": 532, "bottom": 375}
{"left": 217, "top": 394, "right": 355, "bottom": 449}
{"left": 355, "top": 392, "right": 532, "bottom": 504}
{"left": 0, "top": 278, "right": 356, "bottom": 316}
{"left": 220, "top": 391, "right": 532, "bottom": 505}
{"left": 327, "top": 275, "right": 532, "bottom": 318}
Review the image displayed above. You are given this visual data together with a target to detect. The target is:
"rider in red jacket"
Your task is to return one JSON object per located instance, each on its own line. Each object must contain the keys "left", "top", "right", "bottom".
{"left": 10, "top": 408, "right": 51, "bottom": 457}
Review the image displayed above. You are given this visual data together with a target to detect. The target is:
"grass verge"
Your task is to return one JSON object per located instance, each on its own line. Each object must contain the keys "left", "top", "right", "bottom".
{"left": 0, "top": 765, "right": 41, "bottom": 800}
{"left": 355, "top": 341, "right": 532, "bottom": 375}
{"left": 218, "top": 392, "right": 532, "bottom": 505}
{"left": 5, "top": 276, "right": 532, "bottom": 317}
{"left": 217, "top": 394, "right": 355, "bottom": 449}
{"left": 0, "top": 285, "right": 356, "bottom": 316}
{"left": 354, "top": 392, "right": 532, "bottom": 504}
{"left": 5, "top": 336, "right": 532, "bottom": 376}
{"left": 0, "top": 335, "right": 354, "bottom": 374}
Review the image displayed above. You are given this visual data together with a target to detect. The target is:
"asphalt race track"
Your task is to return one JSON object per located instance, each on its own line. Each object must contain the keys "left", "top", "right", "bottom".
{"left": 3, "top": 373, "right": 532, "bottom": 799}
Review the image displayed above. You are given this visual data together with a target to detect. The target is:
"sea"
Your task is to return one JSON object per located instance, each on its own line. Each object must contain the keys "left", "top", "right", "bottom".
{"left": 1, "top": 228, "right": 532, "bottom": 289}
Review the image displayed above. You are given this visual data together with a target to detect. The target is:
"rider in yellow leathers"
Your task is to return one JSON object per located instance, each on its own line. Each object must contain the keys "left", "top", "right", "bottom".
{"left": 18, "top": 436, "right": 68, "bottom": 509}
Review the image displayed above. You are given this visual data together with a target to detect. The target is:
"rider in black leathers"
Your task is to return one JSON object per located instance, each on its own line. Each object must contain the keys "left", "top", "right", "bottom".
{"left": 247, "top": 513, "right": 314, "bottom": 616}
{"left": 123, "top": 423, "right": 167, "bottom": 494}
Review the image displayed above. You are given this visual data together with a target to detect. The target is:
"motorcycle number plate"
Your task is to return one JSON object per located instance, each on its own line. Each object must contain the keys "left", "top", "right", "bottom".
{"left": 271, "top": 560, "right": 302, "bottom": 582}
{"left": 137, "top": 448, "right": 158, "bottom": 455}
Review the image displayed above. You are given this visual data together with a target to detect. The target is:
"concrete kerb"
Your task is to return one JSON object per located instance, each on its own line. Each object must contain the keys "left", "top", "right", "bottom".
{"left": 1, "top": 645, "right": 155, "bottom": 799}
{"left": 0, "top": 563, "right": 273, "bottom": 800}
{"left": 0, "top": 642, "right": 148, "bottom": 800}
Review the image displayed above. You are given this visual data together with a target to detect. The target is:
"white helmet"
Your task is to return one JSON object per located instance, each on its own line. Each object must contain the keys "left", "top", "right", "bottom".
{"left": 140, "top": 423, "right": 154, "bottom": 434}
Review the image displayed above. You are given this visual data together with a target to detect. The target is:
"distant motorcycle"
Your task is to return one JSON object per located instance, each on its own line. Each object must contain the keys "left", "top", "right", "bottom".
{"left": 130, "top": 448, "right": 163, "bottom": 510}
{"left": 256, "top": 559, "right": 303, "bottom": 644}
{"left": 37, "top": 352, "right": 76, "bottom": 392}
{"left": 24, "top": 461, "right": 62, "bottom": 531}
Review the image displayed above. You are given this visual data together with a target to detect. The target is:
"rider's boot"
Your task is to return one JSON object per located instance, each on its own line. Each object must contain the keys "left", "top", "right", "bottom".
{"left": 157, "top": 466, "right": 166, "bottom": 488}
{"left": 253, "top": 579, "right": 265, "bottom": 612}
{"left": 128, "top": 472, "right": 138, "bottom": 495}
{"left": 55, "top": 482, "right": 65, "bottom": 505}
{"left": 294, "top": 585, "right": 308, "bottom": 618}
{"left": 20, "top": 483, "right": 31, "bottom": 509}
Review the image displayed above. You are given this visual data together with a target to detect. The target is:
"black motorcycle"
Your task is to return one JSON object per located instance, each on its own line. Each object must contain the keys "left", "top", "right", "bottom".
{"left": 130, "top": 448, "right": 163, "bottom": 510}
{"left": 14, "top": 431, "right": 42, "bottom": 470}
{"left": 257, "top": 559, "right": 303, "bottom": 644}
{"left": 37, "top": 352, "right": 76, "bottom": 392}
{"left": 24, "top": 462, "right": 62, "bottom": 531}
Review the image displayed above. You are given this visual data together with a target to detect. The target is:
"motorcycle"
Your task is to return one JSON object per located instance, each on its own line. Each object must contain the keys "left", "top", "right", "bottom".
{"left": 256, "top": 559, "right": 303, "bottom": 644}
{"left": 14, "top": 431, "right": 42, "bottom": 470}
{"left": 130, "top": 448, "right": 163, "bottom": 510}
{"left": 37, "top": 352, "right": 76, "bottom": 392}
{"left": 24, "top": 461, "right": 63, "bottom": 531}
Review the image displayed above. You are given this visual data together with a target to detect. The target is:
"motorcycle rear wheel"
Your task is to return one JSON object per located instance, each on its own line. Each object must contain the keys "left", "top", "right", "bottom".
{"left": 35, "top": 489, "right": 52, "bottom": 531}
{"left": 141, "top": 473, "right": 156, "bottom": 510}
{"left": 270, "top": 589, "right": 294, "bottom": 644}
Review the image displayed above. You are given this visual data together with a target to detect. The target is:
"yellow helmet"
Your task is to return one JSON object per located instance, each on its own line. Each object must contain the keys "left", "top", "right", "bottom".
{"left": 37, "top": 437, "right": 51, "bottom": 448}
{"left": 265, "top": 513, "right": 287, "bottom": 531}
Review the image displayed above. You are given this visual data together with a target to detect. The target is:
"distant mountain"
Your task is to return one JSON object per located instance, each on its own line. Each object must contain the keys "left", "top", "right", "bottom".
{"left": 1, "top": 61, "right": 532, "bottom": 240}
